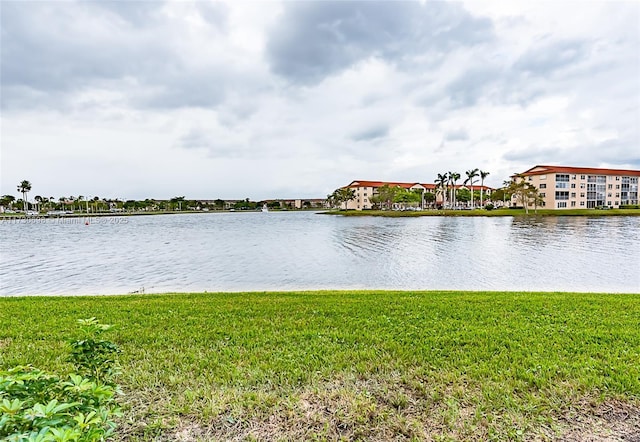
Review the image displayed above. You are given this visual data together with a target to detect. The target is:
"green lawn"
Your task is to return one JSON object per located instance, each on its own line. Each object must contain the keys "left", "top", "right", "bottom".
{"left": 1, "top": 291, "right": 638, "bottom": 441}
{"left": 325, "top": 208, "right": 640, "bottom": 217}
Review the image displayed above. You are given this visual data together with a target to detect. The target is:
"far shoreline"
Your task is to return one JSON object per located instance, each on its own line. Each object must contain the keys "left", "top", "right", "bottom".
{"left": 322, "top": 208, "right": 640, "bottom": 217}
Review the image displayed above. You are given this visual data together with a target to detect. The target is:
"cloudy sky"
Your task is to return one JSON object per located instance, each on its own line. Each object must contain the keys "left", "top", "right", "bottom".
{"left": 1, "top": 1, "right": 638, "bottom": 200}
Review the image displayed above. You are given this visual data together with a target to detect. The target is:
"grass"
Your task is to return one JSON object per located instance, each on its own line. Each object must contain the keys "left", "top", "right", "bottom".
{"left": 324, "top": 208, "right": 640, "bottom": 217}
{"left": 1, "top": 291, "right": 639, "bottom": 441}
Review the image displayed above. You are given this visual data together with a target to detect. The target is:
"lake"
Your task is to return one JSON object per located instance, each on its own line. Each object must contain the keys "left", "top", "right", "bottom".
{"left": 1, "top": 212, "right": 639, "bottom": 296}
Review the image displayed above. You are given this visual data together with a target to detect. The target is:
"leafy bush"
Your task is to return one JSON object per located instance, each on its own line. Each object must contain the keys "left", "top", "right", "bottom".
{"left": 484, "top": 203, "right": 495, "bottom": 211}
{"left": 0, "top": 318, "right": 121, "bottom": 441}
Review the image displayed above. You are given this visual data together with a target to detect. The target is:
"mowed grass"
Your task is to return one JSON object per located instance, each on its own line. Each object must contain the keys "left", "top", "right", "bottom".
{"left": 1, "top": 291, "right": 639, "bottom": 441}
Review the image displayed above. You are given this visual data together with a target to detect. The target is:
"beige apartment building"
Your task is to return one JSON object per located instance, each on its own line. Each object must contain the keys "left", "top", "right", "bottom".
{"left": 342, "top": 180, "right": 492, "bottom": 210}
{"left": 513, "top": 165, "right": 640, "bottom": 209}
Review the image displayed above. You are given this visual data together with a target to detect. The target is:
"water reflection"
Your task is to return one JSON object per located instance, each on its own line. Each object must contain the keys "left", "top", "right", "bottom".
{"left": 0, "top": 213, "right": 638, "bottom": 295}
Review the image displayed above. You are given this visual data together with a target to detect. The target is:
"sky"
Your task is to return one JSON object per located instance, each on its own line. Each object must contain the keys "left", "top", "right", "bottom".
{"left": 1, "top": 1, "right": 639, "bottom": 201}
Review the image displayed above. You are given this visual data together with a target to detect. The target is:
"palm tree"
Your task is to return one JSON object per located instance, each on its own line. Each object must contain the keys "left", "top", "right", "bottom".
{"left": 464, "top": 168, "right": 479, "bottom": 208}
{"left": 449, "top": 172, "right": 460, "bottom": 208}
{"left": 502, "top": 180, "right": 511, "bottom": 207}
{"left": 479, "top": 170, "right": 490, "bottom": 208}
{"left": 435, "top": 173, "right": 448, "bottom": 208}
{"left": 17, "top": 180, "right": 32, "bottom": 211}
{"left": 34, "top": 195, "right": 43, "bottom": 213}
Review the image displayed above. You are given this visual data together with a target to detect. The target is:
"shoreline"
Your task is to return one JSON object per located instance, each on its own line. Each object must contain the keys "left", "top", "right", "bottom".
{"left": 2, "top": 288, "right": 640, "bottom": 299}
{"left": 322, "top": 208, "right": 640, "bottom": 217}
{"left": 0, "top": 208, "right": 324, "bottom": 221}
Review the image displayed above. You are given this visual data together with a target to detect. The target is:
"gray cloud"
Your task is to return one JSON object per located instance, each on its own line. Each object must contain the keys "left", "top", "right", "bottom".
{"left": 1, "top": 1, "right": 233, "bottom": 112}
{"left": 504, "top": 139, "right": 640, "bottom": 169}
{"left": 445, "top": 128, "right": 469, "bottom": 141}
{"left": 351, "top": 124, "right": 389, "bottom": 142}
{"left": 266, "top": 1, "right": 493, "bottom": 85}
{"left": 514, "top": 39, "right": 589, "bottom": 75}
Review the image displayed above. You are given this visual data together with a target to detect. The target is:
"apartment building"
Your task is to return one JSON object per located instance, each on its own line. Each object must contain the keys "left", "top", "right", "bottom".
{"left": 342, "top": 180, "right": 492, "bottom": 210}
{"left": 513, "top": 165, "right": 640, "bottom": 209}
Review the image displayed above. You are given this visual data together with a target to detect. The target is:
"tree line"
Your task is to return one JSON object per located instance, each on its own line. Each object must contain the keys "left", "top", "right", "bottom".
{"left": 1, "top": 180, "right": 323, "bottom": 214}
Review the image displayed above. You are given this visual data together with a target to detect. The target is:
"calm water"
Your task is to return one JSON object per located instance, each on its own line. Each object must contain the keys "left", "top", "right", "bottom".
{"left": 1, "top": 212, "right": 639, "bottom": 296}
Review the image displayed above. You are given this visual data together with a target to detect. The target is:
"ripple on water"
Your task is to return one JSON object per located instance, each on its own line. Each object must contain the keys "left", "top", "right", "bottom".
{"left": 1, "top": 213, "right": 639, "bottom": 295}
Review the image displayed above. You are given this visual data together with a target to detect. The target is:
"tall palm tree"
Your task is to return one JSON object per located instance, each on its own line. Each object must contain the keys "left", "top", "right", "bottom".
{"left": 17, "top": 180, "right": 32, "bottom": 211}
{"left": 435, "top": 173, "right": 448, "bottom": 207}
{"left": 479, "top": 170, "right": 490, "bottom": 208}
{"left": 34, "top": 195, "right": 43, "bottom": 212}
{"left": 450, "top": 172, "right": 461, "bottom": 208}
{"left": 464, "top": 168, "right": 479, "bottom": 208}
{"left": 502, "top": 180, "right": 511, "bottom": 207}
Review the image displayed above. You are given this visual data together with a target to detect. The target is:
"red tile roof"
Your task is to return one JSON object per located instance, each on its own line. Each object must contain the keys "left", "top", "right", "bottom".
{"left": 346, "top": 180, "right": 424, "bottom": 189}
{"left": 515, "top": 165, "right": 640, "bottom": 177}
{"left": 344, "top": 181, "right": 493, "bottom": 190}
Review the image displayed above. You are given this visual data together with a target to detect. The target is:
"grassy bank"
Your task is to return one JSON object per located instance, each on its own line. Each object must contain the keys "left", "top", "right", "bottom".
{"left": 1, "top": 291, "right": 639, "bottom": 440}
{"left": 324, "top": 208, "right": 640, "bottom": 217}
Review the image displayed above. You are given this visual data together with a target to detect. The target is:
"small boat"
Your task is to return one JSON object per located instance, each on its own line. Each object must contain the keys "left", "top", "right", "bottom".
{"left": 262, "top": 204, "right": 269, "bottom": 213}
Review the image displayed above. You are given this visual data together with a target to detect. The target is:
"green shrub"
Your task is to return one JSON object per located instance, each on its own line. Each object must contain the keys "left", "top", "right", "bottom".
{"left": 484, "top": 203, "right": 495, "bottom": 211}
{"left": 0, "top": 318, "right": 121, "bottom": 441}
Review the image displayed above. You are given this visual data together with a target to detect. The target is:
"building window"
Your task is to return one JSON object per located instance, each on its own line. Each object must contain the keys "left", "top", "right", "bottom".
{"left": 555, "top": 191, "right": 569, "bottom": 200}
{"left": 540, "top": 183, "right": 547, "bottom": 189}
{"left": 571, "top": 183, "right": 576, "bottom": 188}
{"left": 580, "top": 175, "right": 585, "bottom": 180}
{"left": 580, "top": 193, "right": 585, "bottom": 198}
{"left": 616, "top": 184, "right": 620, "bottom": 189}
{"left": 615, "top": 201, "right": 619, "bottom": 205}
{"left": 608, "top": 184, "right": 613, "bottom": 189}
{"left": 616, "top": 176, "right": 620, "bottom": 181}
{"left": 540, "top": 175, "right": 547, "bottom": 180}
{"left": 571, "top": 193, "right": 576, "bottom": 198}
{"left": 580, "top": 201, "right": 585, "bottom": 206}
{"left": 607, "top": 201, "right": 612, "bottom": 206}
{"left": 540, "top": 193, "right": 545, "bottom": 197}
{"left": 571, "top": 201, "right": 576, "bottom": 207}
{"left": 557, "top": 201, "right": 567, "bottom": 208}
{"left": 580, "top": 183, "right": 585, "bottom": 189}
{"left": 616, "top": 193, "right": 620, "bottom": 198}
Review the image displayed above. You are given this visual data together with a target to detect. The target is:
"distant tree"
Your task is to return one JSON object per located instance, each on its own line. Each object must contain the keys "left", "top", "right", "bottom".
{"left": 423, "top": 191, "right": 436, "bottom": 208}
{"left": 170, "top": 196, "right": 185, "bottom": 211}
{"left": 376, "top": 184, "right": 401, "bottom": 210}
{"left": 507, "top": 178, "right": 539, "bottom": 214}
{"left": 464, "top": 168, "right": 479, "bottom": 208}
{"left": 456, "top": 188, "right": 471, "bottom": 204}
{"left": 34, "top": 195, "right": 43, "bottom": 212}
{"left": 394, "top": 188, "right": 421, "bottom": 209}
{"left": 17, "top": 180, "right": 32, "bottom": 211}
{"left": 330, "top": 187, "right": 356, "bottom": 210}
{"left": 479, "top": 170, "right": 490, "bottom": 207}
{"left": 213, "top": 199, "right": 225, "bottom": 209}
{"left": 1, "top": 194, "right": 16, "bottom": 209}
{"left": 435, "top": 173, "right": 448, "bottom": 207}
{"left": 449, "top": 172, "right": 461, "bottom": 208}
